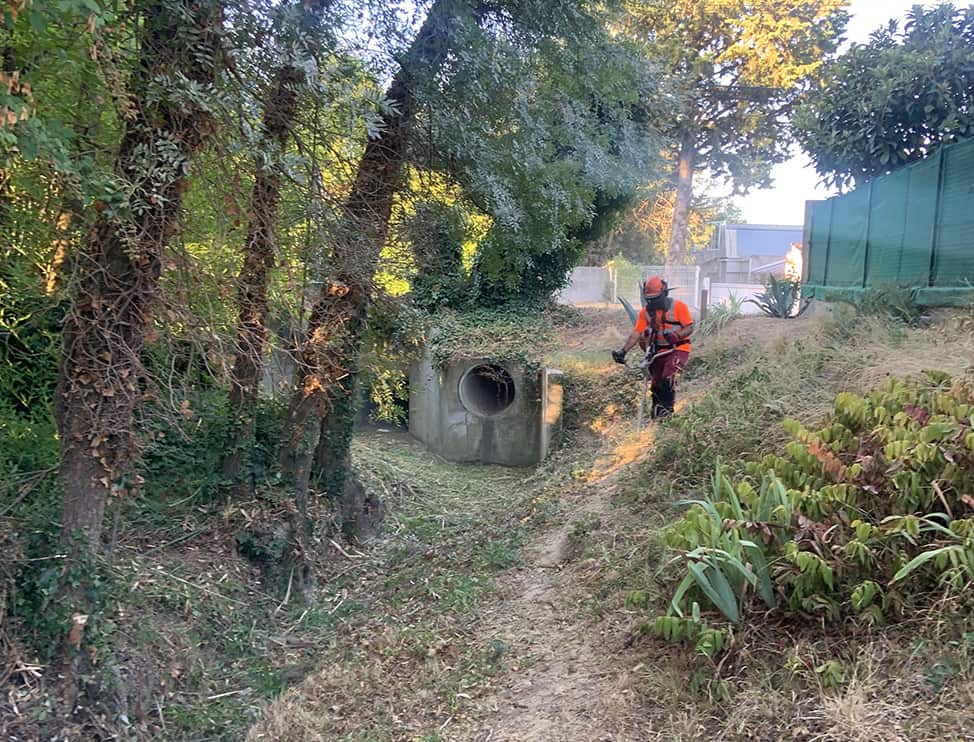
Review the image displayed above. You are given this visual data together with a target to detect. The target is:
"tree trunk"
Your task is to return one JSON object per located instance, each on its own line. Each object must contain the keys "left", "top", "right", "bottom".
{"left": 279, "top": 0, "right": 461, "bottom": 536}
{"left": 222, "top": 65, "right": 303, "bottom": 496}
{"left": 54, "top": 0, "right": 220, "bottom": 612}
{"left": 311, "top": 374, "right": 357, "bottom": 497}
{"left": 666, "top": 133, "right": 696, "bottom": 264}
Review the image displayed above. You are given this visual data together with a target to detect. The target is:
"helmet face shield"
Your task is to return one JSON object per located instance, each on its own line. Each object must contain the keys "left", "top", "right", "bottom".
{"left": 643, "top": 275, "right": 667, "bottom": 308}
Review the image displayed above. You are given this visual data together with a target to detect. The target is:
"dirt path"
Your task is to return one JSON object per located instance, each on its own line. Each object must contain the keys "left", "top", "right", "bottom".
{"left": 453, "top": 457, "right": 656, "bottom": 741}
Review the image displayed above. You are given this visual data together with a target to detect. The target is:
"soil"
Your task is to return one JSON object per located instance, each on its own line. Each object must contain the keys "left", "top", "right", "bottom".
{"left": 423, "top": 313, "right": 805, "bottom": 741}
{"left": 453, "top": 484, "right": 652, "bottom": 742}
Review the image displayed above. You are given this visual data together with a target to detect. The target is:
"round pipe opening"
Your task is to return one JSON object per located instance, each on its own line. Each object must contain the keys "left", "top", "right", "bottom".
{"left": 459, "top": 363, "right": 516, "bottom": 416}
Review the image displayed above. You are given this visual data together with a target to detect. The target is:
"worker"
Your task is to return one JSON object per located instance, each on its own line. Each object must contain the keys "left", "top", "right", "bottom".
{"left": 611, "top": 276, "right": 693, "bottom": 419}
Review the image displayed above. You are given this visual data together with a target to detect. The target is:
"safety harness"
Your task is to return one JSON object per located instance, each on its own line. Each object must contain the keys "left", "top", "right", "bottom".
{"left": 645, "top": 299, "right": 691, "bottom": 349}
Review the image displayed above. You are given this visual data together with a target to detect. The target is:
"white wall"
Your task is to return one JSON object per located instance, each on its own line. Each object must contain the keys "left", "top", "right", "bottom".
{"left": 708, "top": 282, "right": 766, "bottom": 316}
{"left": 555, "top": 267, "right": 611, "bottom": 304}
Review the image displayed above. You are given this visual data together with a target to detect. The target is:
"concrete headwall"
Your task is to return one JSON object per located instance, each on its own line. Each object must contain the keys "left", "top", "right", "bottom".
{"left": 409, "top": 350, "right": 563, "bottom": 467}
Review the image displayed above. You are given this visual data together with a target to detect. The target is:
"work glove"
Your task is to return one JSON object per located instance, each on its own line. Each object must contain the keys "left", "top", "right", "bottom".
{"left": 662, "top": 329, "right": 681, "bottom": 345}
{"left": 611, "top": 349, "right": 626, "bottom": 364}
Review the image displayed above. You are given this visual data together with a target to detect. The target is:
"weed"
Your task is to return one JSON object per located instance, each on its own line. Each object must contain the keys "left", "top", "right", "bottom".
{"left": 857, "top": 286, "right": 924, "bottom": 325}
{"left": 697, "top": 295, "right": 743, "bottom": 337}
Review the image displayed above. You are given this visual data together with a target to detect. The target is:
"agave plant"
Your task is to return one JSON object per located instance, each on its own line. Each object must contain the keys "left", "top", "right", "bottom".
{"left": 746, "top": 275, "right": 811, "bottom": 318}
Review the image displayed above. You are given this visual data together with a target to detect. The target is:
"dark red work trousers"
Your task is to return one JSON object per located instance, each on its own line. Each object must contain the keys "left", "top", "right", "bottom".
{"left": 648, "top": 348, "right": 689, "bottom": 418}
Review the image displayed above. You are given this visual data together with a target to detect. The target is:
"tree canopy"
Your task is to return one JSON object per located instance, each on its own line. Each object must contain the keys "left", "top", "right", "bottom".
{"left": 795, "top": 2, "right": 974, "bottom": 190}
{"left": 621, "top": 0, "right": 847, "bottom": 259}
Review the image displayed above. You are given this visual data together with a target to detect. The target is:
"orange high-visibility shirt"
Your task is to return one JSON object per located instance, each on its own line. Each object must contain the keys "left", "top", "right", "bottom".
{"left": 634, "top": 299, "right": 693, "bottom": 350}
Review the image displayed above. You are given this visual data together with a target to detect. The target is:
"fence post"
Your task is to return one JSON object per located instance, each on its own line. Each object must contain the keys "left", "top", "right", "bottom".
{"left": 693, "top": 265, "right": 700, "bottom": 312}
{"left": 861, "top": 181, "right": 874, "bottom": 288}
{"left": 822, "top": 198, "right": 835, "bottom": 287}
{"left": 802, "top": 200, "right": 814, "bottom": 284}
{"left": 927, "top": 146, "right": 947, "bottom": 288}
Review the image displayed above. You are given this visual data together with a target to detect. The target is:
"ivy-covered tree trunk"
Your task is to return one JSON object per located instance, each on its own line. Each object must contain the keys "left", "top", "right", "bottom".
{"left": 666, "top": 132, "right": 696, "bottom": 263}
{"left": 279, "top": 0, "right": 462, "bottom": 541}
{"left": 53, "top": 0, "right": 221, "bottom": 635}
{"left": 312, "top": 375, "right": 357, "bottom": 498}
{"left": 222, "top": 65, "right": 303, "bottom": 496}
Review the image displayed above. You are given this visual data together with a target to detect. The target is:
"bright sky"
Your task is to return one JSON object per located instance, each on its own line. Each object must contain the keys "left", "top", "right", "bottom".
{"left": 731, "top": 0, "right": 927, "bottom": 225}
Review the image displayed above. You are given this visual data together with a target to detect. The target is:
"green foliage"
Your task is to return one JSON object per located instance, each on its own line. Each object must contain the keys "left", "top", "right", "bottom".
{"left": 405, "top": 200, "right": 470, "bottom": 311}
{"left": 746, "top": 275, "right": 811, "bottom": 318}
{"left": 584, "top": 186, "right": 744, "bottom": 266}
{"left": 14, "top": 529, "right": 120, "bottom": 660}
{"left": 426, "top": 303, "right": 569, "bottom": 368}
{"left": 856, "top": 286, "right": 924, "bottom": 325}
{"left": 0, "top": 189, "right": 69, "bottom": 420}
{"left": 360, "top": 296, "right": 428, "bottom": 425}
{"left": 795, "top": 3, "right": 974, "bottom": 189}
{"left": 432, "top": 7, "right": 660, "bottom": 307}
{"left": 623, "top": 0, "right": 848, "bottom": 189}
{"left": 697, "top": 294, "right": 744, "bottom": 337}
{"left": 656, "top": 371, "right": 974, "bottom": 651}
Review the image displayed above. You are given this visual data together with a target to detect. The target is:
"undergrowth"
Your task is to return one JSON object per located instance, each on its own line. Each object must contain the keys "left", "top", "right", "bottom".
{"left": 610, "top": 310, "right": 974, "bottom": 738}
{"left": 427, "top": 303, "right": 583, "bottom": 368}
{"left": 655, "top": 371, "right": 974, "bottom": 650}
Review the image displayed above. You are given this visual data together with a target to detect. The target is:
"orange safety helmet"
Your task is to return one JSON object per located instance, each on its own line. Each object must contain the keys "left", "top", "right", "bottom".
{"left": 643, "top": 275, "right": 668, "bottom": 299}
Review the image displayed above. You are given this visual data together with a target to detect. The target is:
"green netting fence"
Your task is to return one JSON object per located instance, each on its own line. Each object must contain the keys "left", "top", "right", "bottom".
{"left": 804, "top": 137, "right": 974, "bottom": 306}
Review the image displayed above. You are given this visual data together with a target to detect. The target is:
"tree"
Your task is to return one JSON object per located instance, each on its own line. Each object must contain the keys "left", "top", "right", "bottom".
{"left": 795, "top": 3, "right": 974, "bottom": 190}
{"left": 277, "top": 0, "right": 469, "bottom": 562}
{"left": 282, "top": 0, "right": 657, "bottom": 549}
{"left": 54, "top": 0, "right": 222, "bottom": 582}
{"left": 623, "top": 0, "right": 846, "bottom": 261}
{"left": 582, "top": 184, "right": 744, "bottom": 266}
{"left": 221, "top": 0, "right": 338, "bottom": 496}
{"left": 432, "top": 14, "right": 659, "bottom": 305}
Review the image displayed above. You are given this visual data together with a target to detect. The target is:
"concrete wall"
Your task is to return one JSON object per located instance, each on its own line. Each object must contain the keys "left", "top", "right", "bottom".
{"left": 615, "top": 264, "right": 701, "bottom": 314}
{"left": 556, "top": 267, "right": 610, "bottom": 305}
{"left": 409, "top": 350, "right": 563, "bottom": 466}
{"left": 708, "top": 282, "right": 766, "bottom": 315}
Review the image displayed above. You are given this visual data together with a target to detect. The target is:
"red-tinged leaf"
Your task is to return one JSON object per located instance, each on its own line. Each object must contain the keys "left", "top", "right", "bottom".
{"left": 904, "top": 404, "right": 931, "bottom": 426}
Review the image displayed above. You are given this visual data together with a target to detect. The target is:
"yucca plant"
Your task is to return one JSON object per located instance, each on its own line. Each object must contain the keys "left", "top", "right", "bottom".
{"left": 746, "top": 275, "right": 811, "bottom": 318}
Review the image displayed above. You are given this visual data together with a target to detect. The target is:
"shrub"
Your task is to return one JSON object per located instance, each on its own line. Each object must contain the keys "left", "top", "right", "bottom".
{"left": 697, "top": 292, "right": 743, "bottom": 337}
{"left": 655, "top": 371, "right": 974, "bottom": 651}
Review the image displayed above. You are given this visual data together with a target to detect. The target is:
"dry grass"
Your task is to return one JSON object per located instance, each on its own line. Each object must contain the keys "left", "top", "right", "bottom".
{"left": 247, "top": 426, "right": 610, "bottom": 741}
{"left": 690, "top": 637, "right": 974, "bottom": 741}
{"left": 248, "top": 305, "right": 974, "bottom": 742}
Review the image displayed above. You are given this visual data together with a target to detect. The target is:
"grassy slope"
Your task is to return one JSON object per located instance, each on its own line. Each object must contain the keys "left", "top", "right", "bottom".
{"left": 582, "top": 306, "right": 974, "bottom": 741}
{"left": 5, "top": 304, "right": 974, "bottom": 740}
{"left": 251, "top": 304, "right": 974, "bottom": 741}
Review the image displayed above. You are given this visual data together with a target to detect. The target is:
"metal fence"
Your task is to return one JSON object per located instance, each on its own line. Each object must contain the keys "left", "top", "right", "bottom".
{"left": 611, "top": 264, "right": 701, "bottom": 313}
{"left": 804, "top": 137, "right": 974, "bottom": 306}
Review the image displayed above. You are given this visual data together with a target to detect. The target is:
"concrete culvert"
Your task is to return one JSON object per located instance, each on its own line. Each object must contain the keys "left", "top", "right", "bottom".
{"left": 459, "top": 363, "right": 516, "bottom": 416}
